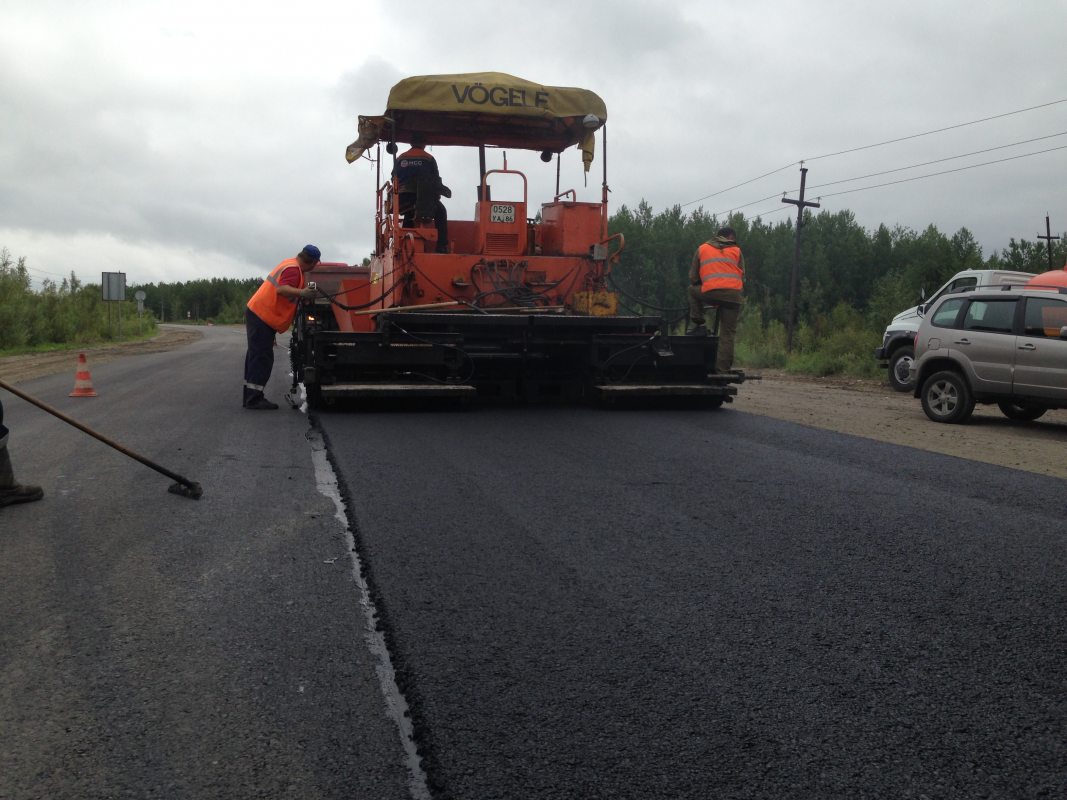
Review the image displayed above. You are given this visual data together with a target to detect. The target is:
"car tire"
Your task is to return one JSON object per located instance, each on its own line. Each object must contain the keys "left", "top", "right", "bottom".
{"left": 920, "top": 370, "right": 975, "bottom": 424}
{"left": 887, "top": 345, "right": 916, "bottom": 392}
{"left": 997, "top": 401, "right": 1047, "bottom": 422}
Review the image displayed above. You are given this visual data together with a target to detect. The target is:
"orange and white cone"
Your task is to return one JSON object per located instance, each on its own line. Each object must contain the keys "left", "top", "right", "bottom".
{"left": 69, "top": 353, "right": 98, "bottom": 397}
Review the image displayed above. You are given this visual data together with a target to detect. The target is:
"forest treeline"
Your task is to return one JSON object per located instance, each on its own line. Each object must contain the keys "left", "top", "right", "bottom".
{"left": 0, "top": 249, "right": 156, "bottom": 352}
{"left": 133, "top": 278, "right": 262, "bottom": 325}
{"left": 608, "top": 202, "right": 1067, "bottom": 374}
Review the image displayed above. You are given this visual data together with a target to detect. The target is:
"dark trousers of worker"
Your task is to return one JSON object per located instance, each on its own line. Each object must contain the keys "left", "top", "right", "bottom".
{"left": 400, "top": 194, "right": 449, "bottom": 253}
{"left": 244, "top": 306, "right": 277, "bottom": 406}
{"left": 688, "top": 285, "right": 741, "bottom": 373}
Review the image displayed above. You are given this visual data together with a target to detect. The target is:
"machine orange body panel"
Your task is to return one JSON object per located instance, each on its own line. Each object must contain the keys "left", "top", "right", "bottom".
{"left": 541, "top": 200, "right": 604, "bottom": 256}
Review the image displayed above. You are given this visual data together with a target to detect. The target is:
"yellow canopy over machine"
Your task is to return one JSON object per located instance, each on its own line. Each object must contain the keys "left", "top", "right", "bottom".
{"left": 345, "top": 72, "right": 608, "bottom": 171}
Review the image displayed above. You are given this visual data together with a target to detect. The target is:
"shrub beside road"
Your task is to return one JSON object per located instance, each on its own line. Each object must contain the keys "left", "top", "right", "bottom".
{"left": 0, "top": 249, "right": 157, "bottom": 353}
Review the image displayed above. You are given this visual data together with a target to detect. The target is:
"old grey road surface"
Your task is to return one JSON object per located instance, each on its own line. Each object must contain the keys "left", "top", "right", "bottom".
{"left": 1, "top": 327, "right": 410, "bottom": 799}
{"left": 320, "top": 406, "right": 1067, "bottom": 799}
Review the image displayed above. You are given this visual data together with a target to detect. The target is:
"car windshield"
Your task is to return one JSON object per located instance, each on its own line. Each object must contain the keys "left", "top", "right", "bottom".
{"left": 963, "top": 299, "right": 1016, "bottom": 333}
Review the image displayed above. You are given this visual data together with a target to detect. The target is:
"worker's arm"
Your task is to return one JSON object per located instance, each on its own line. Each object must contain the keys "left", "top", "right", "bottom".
{"left": 689, "top": 249, "right": 702, "bottom": 285}
{"left": 277, "top": 284, "right": 318, "bottom": 300}
{"left": 737, "top": 251, "right": 746, "bottom": 280}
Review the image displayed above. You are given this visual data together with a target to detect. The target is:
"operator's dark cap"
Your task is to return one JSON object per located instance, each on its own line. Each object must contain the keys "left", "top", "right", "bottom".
{"left": 300, "top": 245, "right": 321, "bottom": 262}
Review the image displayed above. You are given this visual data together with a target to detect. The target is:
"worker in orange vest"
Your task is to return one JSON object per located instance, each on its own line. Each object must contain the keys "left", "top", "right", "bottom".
{"left": 393, "top": 131, "right": 451, "bottom": 253}
{"left": 243, "top": 245, "right": 321, "bottom": 409}
{"left": 687, "top": 227, "right": 745, "bottom": 373}
{"left": 0, "top": 397, "right": 43, "bottom": 506}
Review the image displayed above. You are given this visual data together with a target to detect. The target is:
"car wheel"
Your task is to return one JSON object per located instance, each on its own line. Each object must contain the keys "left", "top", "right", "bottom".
{"left": 920, "top": 370, "right": 975, "bottom": 424}
{"left": 887, "top": 346, "right": 916, "bottom": 392}
{"left": 997, "top": 401, "right": 1047, "bottom": 422}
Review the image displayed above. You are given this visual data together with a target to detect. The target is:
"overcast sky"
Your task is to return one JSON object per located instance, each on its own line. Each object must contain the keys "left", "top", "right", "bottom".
{"left": 2, "top": 0, "right": 1065, "bottom": 287}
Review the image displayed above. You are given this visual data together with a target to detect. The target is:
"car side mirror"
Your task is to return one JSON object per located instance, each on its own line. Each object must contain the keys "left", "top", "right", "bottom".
{"left": 1060, "top": 326, "right": 1067, "bottom": 340}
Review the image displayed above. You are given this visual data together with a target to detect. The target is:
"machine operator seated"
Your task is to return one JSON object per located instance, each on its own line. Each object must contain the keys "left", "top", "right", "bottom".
{"left": 393, "top": 131, "right": 451, "bottom": 254}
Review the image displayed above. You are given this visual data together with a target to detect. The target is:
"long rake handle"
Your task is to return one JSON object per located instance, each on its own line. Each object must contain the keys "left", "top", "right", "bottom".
{"left": 0, "top": 378, "right": 201, "bottom": 496}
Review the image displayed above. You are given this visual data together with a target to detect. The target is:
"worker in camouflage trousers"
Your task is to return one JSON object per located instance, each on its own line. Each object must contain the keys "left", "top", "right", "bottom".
{"left": 687, "top": 226, "right": 745, "bottom": 373}
{"left": 0, "top": 396, "right": 44, "bottom": 507}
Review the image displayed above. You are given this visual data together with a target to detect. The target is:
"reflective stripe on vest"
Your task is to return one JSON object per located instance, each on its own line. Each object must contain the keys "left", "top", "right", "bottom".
{"left": 247, "top": 258, "right": 306, "bottom": 333}
{"left": 699, "top": 244, "right": 743, "bottom": 292}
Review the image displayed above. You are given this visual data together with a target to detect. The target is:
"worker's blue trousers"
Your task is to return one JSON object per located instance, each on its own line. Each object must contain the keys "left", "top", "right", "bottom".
{"left": 0, "top": 396, "right": 8, "bottom": 448}
{"left": 244, "top": 307, "right": 277, "bottom": 406}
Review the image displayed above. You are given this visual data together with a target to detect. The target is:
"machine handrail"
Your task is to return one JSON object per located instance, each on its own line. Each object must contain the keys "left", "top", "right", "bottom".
{"left": 553, "top": 189, "right": 577, "bottom": 202}
{"left": 600, "top": 232, "right": 625, "bottom": 261}
{"left": 481, "top": 168, "right": 528, "bottom": 206}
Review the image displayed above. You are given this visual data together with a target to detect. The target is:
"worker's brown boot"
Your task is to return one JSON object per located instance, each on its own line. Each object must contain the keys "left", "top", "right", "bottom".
{"left": 0, "top": 445, "right": 44, "bottom": 507}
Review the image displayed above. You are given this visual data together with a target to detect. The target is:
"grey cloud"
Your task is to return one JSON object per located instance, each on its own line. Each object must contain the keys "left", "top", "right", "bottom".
{"left": 2, "top": 0, "right": 1066, "bottom": 282}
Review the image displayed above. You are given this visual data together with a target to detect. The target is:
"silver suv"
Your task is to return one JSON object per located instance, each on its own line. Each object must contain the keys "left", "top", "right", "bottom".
{"left": 910, "top": 285, "right": 1067, "bottom": 423}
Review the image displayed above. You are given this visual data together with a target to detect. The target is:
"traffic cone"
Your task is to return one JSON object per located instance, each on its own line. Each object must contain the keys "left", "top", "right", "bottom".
{"left": 69, "top": 353, "right": 98, "bottom": 397}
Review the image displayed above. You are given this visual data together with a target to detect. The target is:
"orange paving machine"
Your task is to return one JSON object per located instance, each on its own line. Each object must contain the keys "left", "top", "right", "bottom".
{"left": 289, "top": 73, "right": 745, "bottom": 407}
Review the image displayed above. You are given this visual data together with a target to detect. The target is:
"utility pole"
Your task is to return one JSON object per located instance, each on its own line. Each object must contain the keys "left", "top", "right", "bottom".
{"left": 782, "top": 165, "right": 821, "bottom": 351}
{"left": 1037, "top": 214, "right": 1060, "bottom": 272}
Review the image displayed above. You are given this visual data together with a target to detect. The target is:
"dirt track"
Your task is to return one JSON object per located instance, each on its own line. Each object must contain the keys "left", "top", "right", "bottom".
{"left": 0, "top": 325, "right": 204, "bottom": 384}
{"left": 733, "top": 369, "right": 1067, "bottom": 480}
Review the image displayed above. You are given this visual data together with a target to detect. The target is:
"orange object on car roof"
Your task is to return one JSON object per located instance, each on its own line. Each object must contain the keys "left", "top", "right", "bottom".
{"left": 1026, "top": 265, "right": 1067, "bottom": 291}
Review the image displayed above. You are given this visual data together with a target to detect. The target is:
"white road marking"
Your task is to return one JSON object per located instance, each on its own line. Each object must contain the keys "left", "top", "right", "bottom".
{"left": 306, "top": 427, "right": 431, "bottom": 800}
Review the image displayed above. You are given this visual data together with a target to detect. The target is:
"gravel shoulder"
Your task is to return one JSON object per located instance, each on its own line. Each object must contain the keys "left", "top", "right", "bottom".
{"left": 0, "top": 325, "right": 204, "bottom": 384}
{"left": 732, "top": 370, "right": 1067, "bottom": 479}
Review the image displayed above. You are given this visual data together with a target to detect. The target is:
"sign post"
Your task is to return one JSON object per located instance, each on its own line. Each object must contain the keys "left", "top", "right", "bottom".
{"left": 135, "top": 290, "right": 146, "bottom": 336}
{"left": 101, "top": 272, "right": 127, "bottom": 338}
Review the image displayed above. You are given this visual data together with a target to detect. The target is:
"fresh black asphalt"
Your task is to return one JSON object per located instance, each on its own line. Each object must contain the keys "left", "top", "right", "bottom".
{"left": 0, "top": 328, "right": 409, "bottom": 799}
{"left": 319, "top": 405, "right": 1067, "bottom": 799}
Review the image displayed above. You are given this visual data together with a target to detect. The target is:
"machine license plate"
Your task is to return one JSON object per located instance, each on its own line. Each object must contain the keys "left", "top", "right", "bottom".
{"left": 490, "top": 204, "right": 515, "bottom": 223}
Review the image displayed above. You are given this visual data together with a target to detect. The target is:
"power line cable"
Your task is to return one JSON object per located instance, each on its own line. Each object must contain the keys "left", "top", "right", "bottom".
{"left": 681, "top": 96, "right": 1067, "bottom": 208}
{"left": 680, "top": 163, "right": 796, "bottom": 208}
{"left": 814, "top": 142, "right": 1067, "bottom": 200}
{"left": 805, "top": 96, "right": 1067, "bottom": 163}
{"left": 620, "top": 202, "right": 792, "bottom": 258}
{"left": 800, "top": 129, "right": 1067, "bottom": 192}
{"left": 21, "top": 265, "right": 95, "bottom": 280}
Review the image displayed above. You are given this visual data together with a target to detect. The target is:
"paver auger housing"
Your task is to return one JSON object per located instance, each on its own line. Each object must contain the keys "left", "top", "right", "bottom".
{"left": 290, "top": 72, "right": 745, "bottom": 407}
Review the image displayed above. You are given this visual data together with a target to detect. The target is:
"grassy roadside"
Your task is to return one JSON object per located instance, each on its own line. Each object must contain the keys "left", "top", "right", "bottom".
{"left": 734, "top": 303, "right": 885, "bottom": 379}
{"left": 0, "top": 327, "right": 162, "bottom": 359}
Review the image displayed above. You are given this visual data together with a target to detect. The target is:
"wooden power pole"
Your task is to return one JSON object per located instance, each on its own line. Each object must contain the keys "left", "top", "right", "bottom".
{"left": 1037, "top": 214, "right": 1060, "bottom": 272}
{"left": 782, "top": 165, "right": 821, "bottom": 351}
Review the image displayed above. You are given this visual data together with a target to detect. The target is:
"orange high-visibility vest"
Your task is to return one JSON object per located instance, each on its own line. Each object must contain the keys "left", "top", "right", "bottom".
{"left": 698, "top": 243, "right": 743, "bottom": 292}
{"left": 247, "top": 259, "right": 306, "bottom": 332}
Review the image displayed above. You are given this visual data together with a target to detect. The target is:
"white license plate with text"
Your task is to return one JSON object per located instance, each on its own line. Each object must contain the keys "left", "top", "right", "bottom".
{"left": 490, "top": 204, "right": 515, "bottom": 224}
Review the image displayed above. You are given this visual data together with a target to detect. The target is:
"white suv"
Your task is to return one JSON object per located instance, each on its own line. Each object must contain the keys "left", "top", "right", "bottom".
{"left": 909, "top": 285, "right": 1067, "bottom": 423}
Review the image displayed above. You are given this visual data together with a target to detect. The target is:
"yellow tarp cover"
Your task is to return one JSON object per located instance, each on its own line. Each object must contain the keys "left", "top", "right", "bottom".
{"left": 345, "top": 72, "right": 607, "bottom": 171}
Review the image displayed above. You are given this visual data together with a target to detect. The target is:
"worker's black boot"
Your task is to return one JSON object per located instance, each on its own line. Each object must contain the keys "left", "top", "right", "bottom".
{"left": 686, "top": 324, "right": 708, "bottom": 337}
{"left": 244, "top": 397, "right": 279, "bottom": 410}
{"left": 0, "top": 445, "right": 44, "bottom": 507}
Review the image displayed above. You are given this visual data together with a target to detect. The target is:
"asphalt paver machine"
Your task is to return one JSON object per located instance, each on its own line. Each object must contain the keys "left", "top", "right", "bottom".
{"left": 290, "top": 72, "right": 745, "bottom": 408}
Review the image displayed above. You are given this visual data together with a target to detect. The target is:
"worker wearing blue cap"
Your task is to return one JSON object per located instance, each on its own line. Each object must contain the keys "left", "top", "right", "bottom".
{"left": 244, "top": 246, "right": 321, "bottom": 409}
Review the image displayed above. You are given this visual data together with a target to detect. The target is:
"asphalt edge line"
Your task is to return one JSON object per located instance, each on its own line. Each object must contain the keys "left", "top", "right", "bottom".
{"left": 305, "top": 422, "right": 432, "bottom": 800}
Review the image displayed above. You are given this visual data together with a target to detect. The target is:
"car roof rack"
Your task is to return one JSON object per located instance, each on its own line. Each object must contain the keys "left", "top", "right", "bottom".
{"left": 1002, "top": 283, "right": 1067, "bottom": 294}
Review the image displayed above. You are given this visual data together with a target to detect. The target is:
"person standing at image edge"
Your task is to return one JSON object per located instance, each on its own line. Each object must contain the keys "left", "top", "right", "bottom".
{"left": 243, "top": 245, "right": 321, "bottom": 409}
{"left": 0, "top": 397, "right": 44, "bottom": 507}
{"left": 687, "top": 226, "right": 744, "bottom": 374}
